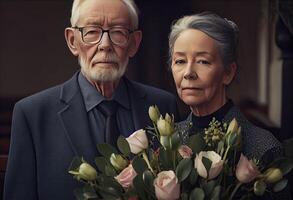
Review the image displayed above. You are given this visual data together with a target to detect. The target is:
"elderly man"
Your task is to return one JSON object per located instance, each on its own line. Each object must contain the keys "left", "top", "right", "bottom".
{"left": 3, "top": 0, "right": 179, "bottom": 199}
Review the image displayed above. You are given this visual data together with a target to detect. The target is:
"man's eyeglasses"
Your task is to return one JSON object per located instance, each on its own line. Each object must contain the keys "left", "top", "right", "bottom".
{"left": 72, "top": 26, "right": 136, "bottom": 46}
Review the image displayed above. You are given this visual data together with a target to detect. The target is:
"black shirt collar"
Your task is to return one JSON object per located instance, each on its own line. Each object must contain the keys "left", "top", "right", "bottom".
{"left": 78, "top": 72, "right": 130, "bottom": 112}
{"left": 191, "top": 99, "right": 234, "bottom": 129}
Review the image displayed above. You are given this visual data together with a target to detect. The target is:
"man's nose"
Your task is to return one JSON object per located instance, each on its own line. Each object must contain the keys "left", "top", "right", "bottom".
{"left": 98, "top": 32, "right": 113, "bottom": 52}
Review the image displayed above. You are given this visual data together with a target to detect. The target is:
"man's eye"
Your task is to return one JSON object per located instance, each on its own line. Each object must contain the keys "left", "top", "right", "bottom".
{"left": 84, "top": 30, "right": 99, "bottom": 36}
{"left": 198, "top": 60, "right": 210, "bottom": 65}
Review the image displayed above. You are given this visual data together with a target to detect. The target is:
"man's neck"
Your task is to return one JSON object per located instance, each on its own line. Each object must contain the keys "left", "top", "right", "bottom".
{"left": 84, "top": 75, "right": 120, "bottom": 99}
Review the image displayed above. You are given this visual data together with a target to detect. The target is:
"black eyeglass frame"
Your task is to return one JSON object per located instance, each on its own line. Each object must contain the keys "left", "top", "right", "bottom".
{"left": 72, "top": 26, "right": 137, "bottom": 46}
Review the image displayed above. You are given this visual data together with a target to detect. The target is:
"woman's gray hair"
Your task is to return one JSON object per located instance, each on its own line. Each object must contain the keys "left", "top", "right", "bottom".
{"left": 70, "top": 0, "right": 139, "bottom": 30}
{"left": 169, "top": 12, "right": 239, "bottom": 69}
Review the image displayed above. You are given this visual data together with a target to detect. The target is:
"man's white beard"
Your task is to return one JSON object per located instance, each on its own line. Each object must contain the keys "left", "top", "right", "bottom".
{"left": 79, "top": 55, "right": 128, "bottom": 82}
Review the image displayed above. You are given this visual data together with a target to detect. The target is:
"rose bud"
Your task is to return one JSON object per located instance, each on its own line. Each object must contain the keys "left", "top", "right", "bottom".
{"left": 254, "top": 180, "right": 266, "bottom": 196}
{"left": 148, "top": 105, "right": 160, "bottom": 122}
{"left": 264, "top": 168, "right": 283, "bottom": 183}
{"left": 227, "top": 118, "right": 239, "bottom": 134}
{"left": 154, "top": 170, "right": 180, "bottom": 200}
{"left": 236, "top": 154, "right": 260, "bottom": 183}
{"left": 126, "top": 129, "right": 148, "bottom": 154}
{"left": 115, "top": 164, "right": 137, "bottom": 189}
{"left": 157, "top": 117, "right": 173, "bottom": 136}
{"left": 194, "top": 151, "right": 224, "bottom": 180}
{"left": 178, "top": 145, "right": 193, "bottom": 159}
{"left": 165, "top": 113, "right": 173, "bottom": 124}
{"left": 110, "top": 153, "right": 128, "bottom": 171}
{"left": 78, "top": 162, "right": 98, "bottom": 181}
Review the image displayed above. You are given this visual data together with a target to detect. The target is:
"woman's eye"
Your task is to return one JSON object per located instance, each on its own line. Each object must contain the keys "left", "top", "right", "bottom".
{"left": 174, "top": 59, "right": 186, "bottom": 65}
{"left": 198, "top": 60, "right": 210, "bottom": 65}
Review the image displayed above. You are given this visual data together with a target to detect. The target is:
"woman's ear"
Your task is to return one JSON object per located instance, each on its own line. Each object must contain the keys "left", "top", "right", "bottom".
{"left": 223, "top": 62, "right": 237, "bottom": 85}
{"left": 65, "top": 28, "right": 79, "bottom": 56}
{"left": 128, "top": 30, "right": 142, "bottom": 57}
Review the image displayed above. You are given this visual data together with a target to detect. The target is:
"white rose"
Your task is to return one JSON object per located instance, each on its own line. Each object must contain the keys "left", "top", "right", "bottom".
{"left": 194, "top": 151, "right": 224, "bottom": 180}
{"left": 126, "top": 129, "right": 148, "bottom": 154}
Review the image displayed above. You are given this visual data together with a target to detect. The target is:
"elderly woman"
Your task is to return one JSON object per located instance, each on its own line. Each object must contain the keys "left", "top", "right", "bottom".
{"left": 169, "top": 12, "right": 291, "bottom": 199}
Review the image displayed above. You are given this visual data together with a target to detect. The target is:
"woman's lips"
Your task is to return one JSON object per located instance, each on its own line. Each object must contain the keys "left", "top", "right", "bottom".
{"left": 181, "top": 87, "right": 203, "bottom": 95}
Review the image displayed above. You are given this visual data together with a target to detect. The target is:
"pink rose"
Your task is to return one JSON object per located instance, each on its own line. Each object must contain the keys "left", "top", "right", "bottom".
{"left": 126, "top": 129, "right": 148, "bottom": 154}
{"left": 115, "top": 164, "right": 137, "bottom": 188}
{"left": 154, "top": 170, "right": 180, "bottom": 200}
{"left": 236, "top": 154, "right": 260, "bottom": 183}
{"left": 194, "top": 151, "right": 224, "bottom": 180}
{"left": 178, "top": 145, "right": 193, "bottom": 159}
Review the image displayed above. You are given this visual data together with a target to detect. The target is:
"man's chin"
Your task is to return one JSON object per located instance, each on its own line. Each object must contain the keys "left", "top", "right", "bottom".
{"left": 89, "top": 70, "right": 121, "bottom": 82}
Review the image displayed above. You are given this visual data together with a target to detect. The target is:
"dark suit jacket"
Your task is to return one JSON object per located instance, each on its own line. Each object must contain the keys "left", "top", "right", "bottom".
{"left": 3, "top": 72, "right": 179, "bottom": 200}
{"left": 177, "top": 105, "right": 291, "bottom": 199}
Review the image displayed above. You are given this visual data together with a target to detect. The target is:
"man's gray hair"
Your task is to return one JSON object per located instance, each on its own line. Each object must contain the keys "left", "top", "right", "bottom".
{"left": 169, "top": 12, "right": 239, "bottom": 68}
{"left": 70, "top": 0, "right": 139, "bottom": 29}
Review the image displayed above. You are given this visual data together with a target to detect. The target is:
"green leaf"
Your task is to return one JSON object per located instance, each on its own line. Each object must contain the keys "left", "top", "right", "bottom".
{"left": 203, "top": 180, "right": 216, "bottom": 198}
{"left": 181, "top": 193, "right": 188, "bottom": 200}
{"left": 279, "top": 159, "right": 293, "bottom": 176}
{"left": 189, "top": 188, "right": 205, "bottom": 200}
{"left": 159, "top": 148, "right": 173, "bottom": 170}
{"left": 73, "top": 188, "right": 87, "bottom": 200}
{"left": 117, "top": 136, "right": 131, "bottom": 156}
{"left": 142, "top": 170, "right": 155, "bottom": 194}
{"left": 97, "top": 143, "right": 118, "bottom": 158}
{"left": 82, "top": 185, "right": 98, "bottom": 199}
{"left": 202, "top": 156, "right": 212, "bottom": 178}
{"left": 68, "top": 157, "right": 83, "bottom": 171}
{"left": 98, "top": 175, "right": 123, "bottom": 194}
{"left": 273, "top": 179, "right": 288, "bottom": 192}
{"left": 210, "top": 185, "right": 221, "bottom": 200}
{"left": 132, "top": 156, "right": 148, "bottom": 175}
{"left": 188, "top": 168, "right": 198, "bottom": 186}
{"left": 188, "top": 134, "right": 205, "bottom": 154}
{"left": 170, "top": 132, "right": 181, "bottom": 150}
{"left": 105, "top": 165, "right": 117, "bottom": 176}
{"left": 95, "top": 156, "right": 108, "bottom": 173}
{"left": 176, "top": 158, "right": 193, "bottom": 182}
{"left": 133, "top": 175, "right": 148, "bottom": 200}
{"left": 98, "top": 186, "right": 121, "bottom": 200}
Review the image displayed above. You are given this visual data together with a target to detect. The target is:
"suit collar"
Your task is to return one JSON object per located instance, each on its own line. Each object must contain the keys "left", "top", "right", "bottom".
{"left": 60, "top": 71, "right": 80, "bottom": 104}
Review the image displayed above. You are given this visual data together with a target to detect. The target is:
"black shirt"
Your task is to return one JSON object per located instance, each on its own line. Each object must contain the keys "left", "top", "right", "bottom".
{"left": 78, "top": 72, "right": 135, "bottom": 144}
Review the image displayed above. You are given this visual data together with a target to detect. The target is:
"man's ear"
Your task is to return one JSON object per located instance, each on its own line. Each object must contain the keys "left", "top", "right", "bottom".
{"left": 65, "top": 27, "right": 79, "bottom": 56}
{"left": 223, "top": 62, "right": 237, "bottom": 85}
{"left": 128, "top": 30, "right": 142, "bottom": 57}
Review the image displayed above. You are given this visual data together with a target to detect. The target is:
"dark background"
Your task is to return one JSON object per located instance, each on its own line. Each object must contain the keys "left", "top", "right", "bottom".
{"left": 0, "top": 0, "right": 292, "bottom": 198}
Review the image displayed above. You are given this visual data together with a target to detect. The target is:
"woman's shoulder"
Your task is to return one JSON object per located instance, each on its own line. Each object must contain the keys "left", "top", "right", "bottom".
{"left": 225, "top": 105, "right": 283, "bottom": 163}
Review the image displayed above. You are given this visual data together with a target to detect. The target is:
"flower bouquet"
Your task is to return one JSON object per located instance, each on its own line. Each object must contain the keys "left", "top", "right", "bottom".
{"left": 68, "top": 105, "right": 293, "bottom": 200}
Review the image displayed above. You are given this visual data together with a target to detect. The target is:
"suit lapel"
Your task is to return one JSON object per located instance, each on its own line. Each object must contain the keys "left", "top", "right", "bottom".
{"left": 57, "top": 72, "right": 97, "bottom": 161}
{"left": 124, "top": 78, "right": 149, "bottom": 131}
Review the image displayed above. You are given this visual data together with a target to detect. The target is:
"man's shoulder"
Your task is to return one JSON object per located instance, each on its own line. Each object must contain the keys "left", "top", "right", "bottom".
{"left": 16, "top": 84, "right": 62, "bottom": 109}
{"left": 16, "top": 72, "right": 78, "bottom": 108}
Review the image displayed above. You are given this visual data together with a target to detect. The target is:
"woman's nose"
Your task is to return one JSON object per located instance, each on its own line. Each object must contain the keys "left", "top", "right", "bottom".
{"left": 183, "top": 64, "right": 198, "bottom": 80}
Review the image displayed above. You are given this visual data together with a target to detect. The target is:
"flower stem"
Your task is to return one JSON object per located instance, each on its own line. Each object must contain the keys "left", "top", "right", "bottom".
{"left": 172, "top": 150, "right": 176, "bottom": 170}
{"left": 223, "top": 145, "right": 231, "bottom": 161}
{"left": 153, "top": 121, "right": 160, "bottom": 141}
{"left": 142, "top": 151, "right": 154, "bottom": 174}
{"left": 229, "top": 182, "right": 242, "bottom": 200}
